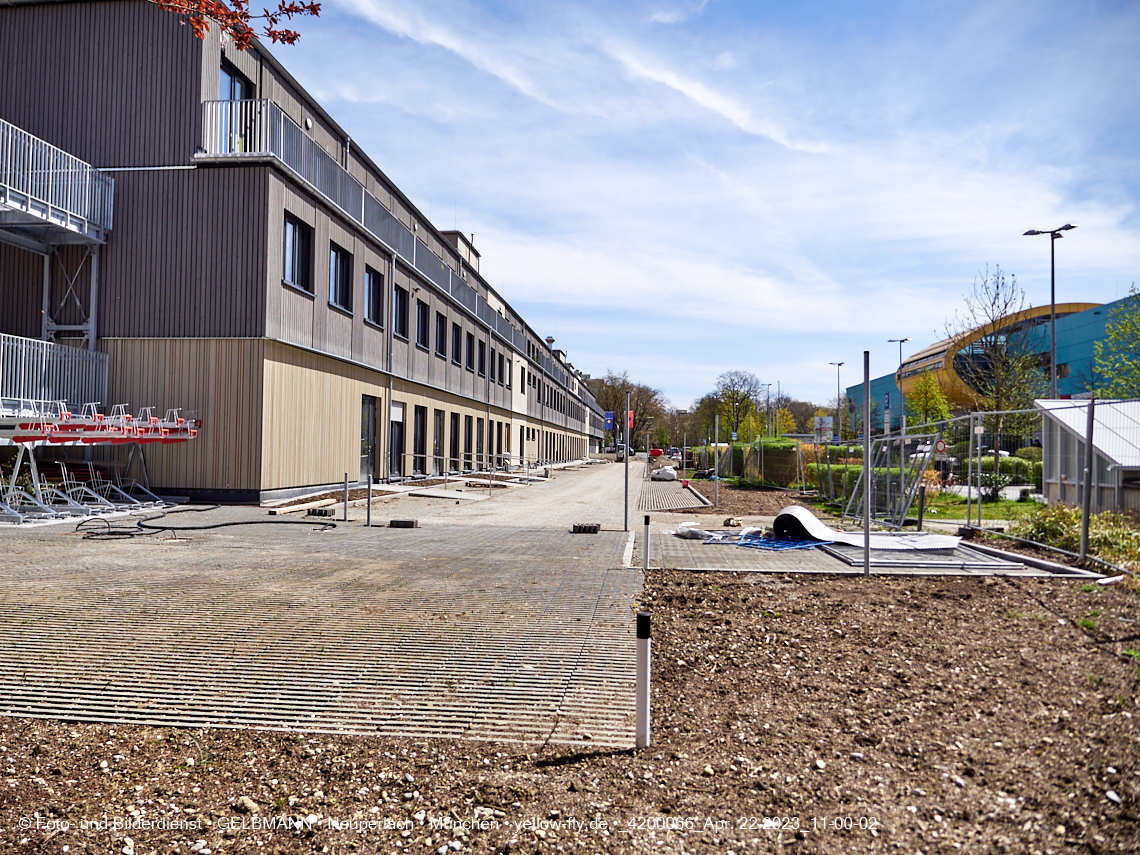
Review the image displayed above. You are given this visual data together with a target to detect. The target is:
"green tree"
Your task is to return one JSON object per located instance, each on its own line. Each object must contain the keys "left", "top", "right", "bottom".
{"left": 772, "top": 407, "right": 796, "bottom": 437}
{"left": 1094, "top": 286, "right": 1140, "bottom": 398}
{"left": 906, "top": 372, "right": 952, "bottom": 426}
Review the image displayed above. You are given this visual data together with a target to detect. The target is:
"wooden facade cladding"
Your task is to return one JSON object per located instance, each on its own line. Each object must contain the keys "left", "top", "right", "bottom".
{"left": 99, "top": 166, "right": 269, "bottom": 338}
{"left": 260, "top": 341, "right": 522, "bottom": 492}
{"left": 0, "top": 1, "right": 202, "bottom": 168}
{"left": 0, "top": 0, "right": 603, "bottom": 495}
{"left": 0, "top": 243, "right": 44, "bottom": 339}
{"left": 100, "top": 337, "right": 265, "bottom": 492}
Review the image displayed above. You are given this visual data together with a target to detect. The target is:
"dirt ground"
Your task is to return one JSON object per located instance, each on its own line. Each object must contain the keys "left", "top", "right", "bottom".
{"left": 5, "top": 570, "right": 1138, "bottom": 854}
{"left": 683, "top": 478, "right": 812, "bottom": 519}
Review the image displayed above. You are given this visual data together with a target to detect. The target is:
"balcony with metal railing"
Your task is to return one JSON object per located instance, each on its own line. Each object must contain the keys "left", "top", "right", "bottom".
{"left": 198, "top": 100, "right": 533, "bottom": 344}
{"left": 0, "top": 118, "right": 114, "bottom": 250}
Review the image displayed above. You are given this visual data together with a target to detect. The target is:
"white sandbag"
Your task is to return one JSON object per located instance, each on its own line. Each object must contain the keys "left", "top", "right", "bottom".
{"left": 651, "top": 465, "right": 678, "bottom": 481}
{"left": 674, "top": 521, "right": 715, "bottom": 539}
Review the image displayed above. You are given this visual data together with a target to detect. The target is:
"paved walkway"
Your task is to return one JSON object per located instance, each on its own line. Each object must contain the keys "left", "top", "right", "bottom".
{"left": 0, "top": 463, "right": 645, "bottom": 748}
{"left": 640, "top": 515, "right": 1100, "bottom": 578}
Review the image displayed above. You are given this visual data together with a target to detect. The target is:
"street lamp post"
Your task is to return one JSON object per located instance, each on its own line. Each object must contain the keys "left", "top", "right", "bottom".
{"left": 759, "top": 383, "right": 771, "bottom": 484}
{"left": 1024, "top": 224, "right": 1078, "bottom": 399}
{"left": 828, "top": 362, "right": 844, "bottom": 441}
{"left": 887, "top": 338, "right": 910, "bottom": 427}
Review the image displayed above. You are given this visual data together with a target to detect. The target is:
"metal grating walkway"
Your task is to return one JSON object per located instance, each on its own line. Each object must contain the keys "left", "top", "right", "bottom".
{"left": 638, "top": 480, "right": 709, "bottom": 511}
{"left": 0, "top": 522, "right": 642, "bottom": 748}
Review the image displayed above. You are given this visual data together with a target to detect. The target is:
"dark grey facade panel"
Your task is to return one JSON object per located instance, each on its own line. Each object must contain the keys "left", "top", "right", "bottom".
{"left": 0, "top": 242, "right": 44, "bottom": 338}
{"left": 98, "top": 166, "right": 268, "bottom": 338}
{"left": 0, "top": 1, "right": 202, "bottom": 168}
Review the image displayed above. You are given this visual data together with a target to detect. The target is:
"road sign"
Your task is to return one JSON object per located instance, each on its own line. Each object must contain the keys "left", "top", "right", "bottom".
{"left": 934, "top": 439, "right": 947, "bottom": 453}
{"left": 731, "top": 431, "right": 738, "bottom": 441}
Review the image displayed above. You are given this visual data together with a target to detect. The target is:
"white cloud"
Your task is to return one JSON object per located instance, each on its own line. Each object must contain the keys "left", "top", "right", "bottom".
{"left": 286, "top": 0, "right": 1140, "bottom": 405}
{"left": 337, "top": 0, "right": 554, "bottom": 105}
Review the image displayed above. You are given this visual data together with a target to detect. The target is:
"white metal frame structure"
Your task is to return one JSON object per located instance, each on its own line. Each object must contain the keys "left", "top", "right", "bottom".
{"left": 0, "top": 117, "right": 114, "bottom": 352}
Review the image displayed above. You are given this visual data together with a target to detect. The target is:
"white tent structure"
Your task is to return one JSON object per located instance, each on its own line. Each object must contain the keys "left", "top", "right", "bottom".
{"left": 1036, "top": 399, "right": 1140, "bottom": 514}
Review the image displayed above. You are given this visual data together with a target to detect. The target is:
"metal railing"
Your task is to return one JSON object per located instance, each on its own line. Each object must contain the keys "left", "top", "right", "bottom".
{"left": 0, "top": 333, "right": 108, "bottom": 407}
{"left": 201, "top": 101, "right": 566, "bottom": 388}
{"left": 0, "top": 118, "right": 114, "bottom": 239}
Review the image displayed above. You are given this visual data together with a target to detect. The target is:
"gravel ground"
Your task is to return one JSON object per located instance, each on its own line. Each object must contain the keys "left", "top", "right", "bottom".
{"left": 2, "top": 464, "right": 1139, "bottom": 854}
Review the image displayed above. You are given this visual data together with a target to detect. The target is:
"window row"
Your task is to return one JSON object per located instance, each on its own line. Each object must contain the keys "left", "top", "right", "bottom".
{"left": 388, "top": 403, "right": 512, "bottom": 477}
{"left": 524, "top": 369, "right": 584, "bottom": 422}
{"left": 282, "top": 212, "right": 511, "bottom": 387}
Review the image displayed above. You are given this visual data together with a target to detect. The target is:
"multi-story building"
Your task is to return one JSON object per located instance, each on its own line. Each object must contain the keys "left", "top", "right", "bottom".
{"left": 0, "top": 0, "right": 604, "bottom": 501}
{"left": 846, "top": 299, "right": 1129, "bottom": 428}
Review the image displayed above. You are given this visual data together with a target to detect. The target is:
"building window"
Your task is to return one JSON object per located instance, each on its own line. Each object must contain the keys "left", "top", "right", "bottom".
{"left": 329, "top": 242, "right": 352, "bottom": 310}
{"left": 220, "top": 60, "right": 253, "bottom": 101}
{"left": 463, "top": 415, "right": 473, "bottom": 470}
{"left": 498, "top": 353, "right": 505, "bottom": 386}
{"left": 506, "top": 358, "right": 512, "bottom": 388}
{"left": 393, "top": 285, "right": 409, "bottom": 339}
{"left": 218, "top": 61, "right": 254, "bottom": 153}
{"left": 452, "top": 323, "right": 462, "bottom": 365}
{"left": 416, "top": 299, "right": 430, "bottom": 349}
{"left": 433, "top": 409, "right": 445, "bottom": 475}
{"left": 489, "top": 347, "right": 497, "bottom": 381}
{"left": 478, "top": 340, "right": 486, "bottom": 376}
{"left": 283, "top": 213, "right": 313, "bottom": 293}
{"left": 466, "top": 332, "right": 475, "bottom": 371}
{"left": 365, "top": 266, "right": 383, "bottom": 326}
{"left": 435, "top": 312, "right": 447, "bottom": 358}
{"left": 450, "top": 412, "right": 460, "bottom": 471}
{"left": 413, "top": 405, "right": 427, "bottom": 475}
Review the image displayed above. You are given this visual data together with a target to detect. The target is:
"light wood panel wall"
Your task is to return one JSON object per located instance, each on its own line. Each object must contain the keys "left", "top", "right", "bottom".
{"left": 100, "top": 337, "right": 265, "bottom": 492}
{"left": 261, "top": 340, "right": 389, "bottom": 490}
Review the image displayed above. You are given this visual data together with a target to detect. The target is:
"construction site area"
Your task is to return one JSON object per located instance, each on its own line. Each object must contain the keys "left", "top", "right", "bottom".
{"left": 1, "top": 461, "right": 1137, "bottom": 854}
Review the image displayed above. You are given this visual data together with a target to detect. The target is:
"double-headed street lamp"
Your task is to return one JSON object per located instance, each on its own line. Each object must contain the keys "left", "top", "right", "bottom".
{"left": 1024, "top": 223, "right": 1078, "bottom": 398}
{"left": 828, "top": 362, "right": 844, "bottom": 441}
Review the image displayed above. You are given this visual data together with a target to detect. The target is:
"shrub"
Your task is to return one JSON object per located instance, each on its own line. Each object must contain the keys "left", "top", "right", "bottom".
{"left": 976, "top": 455, "right": 1033, "bottom": 482}
{"left": 979, "top": 472, "right": 1014, "bottom": 501}
{"left": 1011, "top": 504, "right": 1140, "bottom": 569}
{"left": 1015, "top": 446, "right": 1043, "bottom": 462}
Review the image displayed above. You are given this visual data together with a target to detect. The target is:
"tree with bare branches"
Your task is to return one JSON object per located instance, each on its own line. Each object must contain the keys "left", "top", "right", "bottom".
{"left": 150, "top": 1, "right": 320, "bottom": 49}
{"left": 586, "top": 371, "right": 667, "bottom": 450}
{"left": 714, "top": 370, "right": 763, "bottom": 438}
{"left": 948, "top": 264, "right": 1047, "bottom": 496}
{"left": 949, "top": 264, "right": 1047, "bottom": 415}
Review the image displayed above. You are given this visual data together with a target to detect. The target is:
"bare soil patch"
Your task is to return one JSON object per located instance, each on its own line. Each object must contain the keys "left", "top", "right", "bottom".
{"left": 684, "top": 478, "right": 813, "bottom": 518}
{"left": 5, "top": 574, "right": 1138, "bottom": 853}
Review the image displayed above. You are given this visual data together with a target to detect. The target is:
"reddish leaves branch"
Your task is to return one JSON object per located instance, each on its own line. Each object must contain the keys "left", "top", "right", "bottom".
{"left": 150, "top": 1, "right": 321, "bottom": 49}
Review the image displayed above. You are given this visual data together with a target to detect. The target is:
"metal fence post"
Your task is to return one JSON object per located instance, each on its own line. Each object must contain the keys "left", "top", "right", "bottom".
{"left": 1080, "top": 398, "right": 1096, "bottom": 560}
{"left": 343, "top": 472, "right": 349, "bottom": 522}
{"left": 714, "top": 415, "right": 719, "bottom": 508}
{"left": 366, "top": 473, "right": 372, "bottom": 528}
{"left": 863, "top": 351, "right": 870, "bottom": 577}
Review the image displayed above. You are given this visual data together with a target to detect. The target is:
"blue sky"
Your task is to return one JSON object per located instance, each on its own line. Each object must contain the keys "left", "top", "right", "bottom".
{"left": 268, "top": 0, "right": 1140, "bottom": 408}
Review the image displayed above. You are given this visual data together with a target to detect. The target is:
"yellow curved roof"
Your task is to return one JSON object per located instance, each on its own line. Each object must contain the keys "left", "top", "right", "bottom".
{"left": 897, "top": 302, "right": 1101, "bottom": 409}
